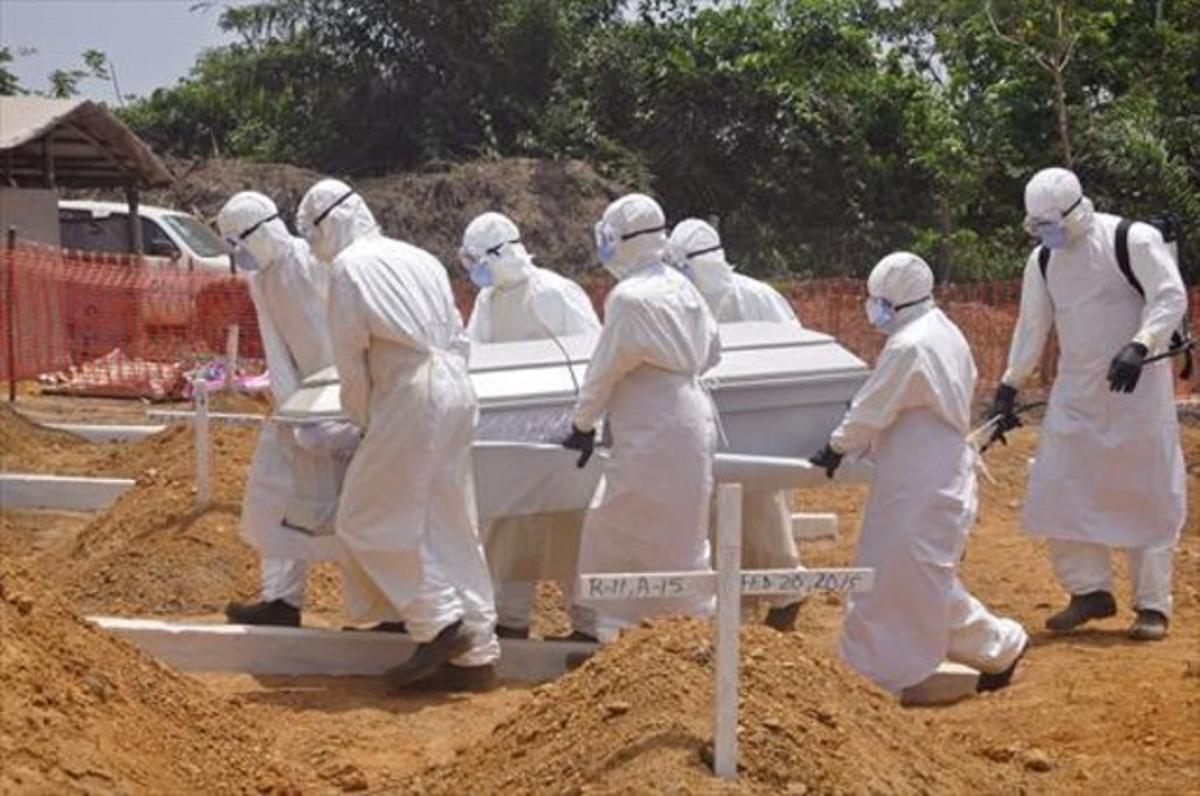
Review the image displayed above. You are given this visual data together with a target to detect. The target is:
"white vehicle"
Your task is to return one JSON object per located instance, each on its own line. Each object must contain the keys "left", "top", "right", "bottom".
{"left": 59, "top": 200, "right": 232, "bottom": 273}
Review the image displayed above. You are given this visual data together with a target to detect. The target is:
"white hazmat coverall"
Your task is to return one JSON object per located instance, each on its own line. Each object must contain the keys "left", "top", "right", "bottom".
{"left": 217, "top": 192, "right": 349, "bottom": 609}
{"left": 571, "top": 194, "right": 721, "bottom": 641}
{"left": 298, "top": 179, "right": 498, "bottom": 666}
{"left": 668, "top": 219, "right": 803, "bottom": 611}
{"left": 832, "top": 253, "right": 1027, "bottom": 695}
{"left": 1003, "top": 169, "right": 1186, "bottom": 617}
{"left": 461, "top": 212, "right": 601, "bottom": 630}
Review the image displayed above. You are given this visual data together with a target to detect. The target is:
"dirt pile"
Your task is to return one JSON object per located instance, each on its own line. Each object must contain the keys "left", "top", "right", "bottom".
{"left": 408, "top": 618, "right": 1022, "bottom": 795}
{"left": 0, "top": 404, "right": 121, "bottom": 475}
{"left": 0, "top": 564, "right": 305, "bottom": 793}
{"left": 52, "top": 424, "right": 340, "bottom": 616}
{"left": 144, "top": 156, "right": 625, "bottom": 277}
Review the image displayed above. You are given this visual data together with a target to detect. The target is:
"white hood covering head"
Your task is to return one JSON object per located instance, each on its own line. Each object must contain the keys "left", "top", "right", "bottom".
{"left": 868, "top": 251, "right": 934, "bottom": 306}
{"left": 461, "top": 211, "right": 534, "bottom": 288}
{"left": 598, "top": 193, "right": 668, "bottom": 280}
{"left": 668, "top": 218, "right": 734, "bottom": 300}
{"left": 296, "top": 178, "right": 380, "bottom": 264}
{"left": 217, "top": 191, "right": 292, "bottom": 269}
{"left": 1023, "top": 167, "right": 1095, "bottom": 244}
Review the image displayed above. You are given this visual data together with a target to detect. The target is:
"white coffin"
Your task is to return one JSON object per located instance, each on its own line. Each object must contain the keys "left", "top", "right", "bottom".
{"left": 276, "top": 322, "right": 869, "bottom": 515}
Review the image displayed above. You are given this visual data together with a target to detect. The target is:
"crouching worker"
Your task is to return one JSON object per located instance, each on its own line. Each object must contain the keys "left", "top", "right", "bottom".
{"left": 811, "top": 252, "right": 1028, "bottom": 703}
{"left": 298, "top": 179, "right": 499, "bottom": 691}
{"left": 218, "top": 191, "right": 356, "bottom": 627}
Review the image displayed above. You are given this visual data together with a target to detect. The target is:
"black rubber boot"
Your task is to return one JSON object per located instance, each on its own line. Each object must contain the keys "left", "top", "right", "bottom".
{"left": 495, "top": 624, "right": 530, "bottom": 640}
{"left": 977, "top": 642, "right": 1028, "bottom": 693}
{"left": 1045, "top": 590, "right": 1117, "bottom": 632}
{"left": 764, "top": 601, "right": 802, "bottom": 633}
{"left": 224, "top": 599, "right": 300, "bottom": 627}
{"left": 396, "top": 663, "right": 497, "bottom": 693}
{"left": 1127, "top": 609, "right": 1169, "bottom": 641}
{"left": 384, "top": 620, "right": 473, "bottom": 690}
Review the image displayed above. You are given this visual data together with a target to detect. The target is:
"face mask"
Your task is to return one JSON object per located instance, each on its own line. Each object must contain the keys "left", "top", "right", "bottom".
{"left": 230, "top": 244, "right": 261, "bottom": 273}
{"left": 225, "top": 212, "right": 279, "bottom": 272}
{"left": 866, "top": 294, "right": 930, "bottom": 330}
{"left": 467, "top": 260, "right": 494, "bottom": 288}
{"left": 690, "top": 259, "right": 734, "bottom": 298}
{"left": 1033, "top": 221, "right": 1069, "bottom": 250}
{"left": 865, "top": 296, "right": 895, "bottom": 329}
{"left": 594, "top": 221, "right": 617, "bottom": 266}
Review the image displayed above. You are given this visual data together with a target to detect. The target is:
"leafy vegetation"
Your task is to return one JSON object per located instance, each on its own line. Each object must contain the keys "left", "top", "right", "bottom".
{"left": 4, "top": 1, "right": 1198, "bottom": 280}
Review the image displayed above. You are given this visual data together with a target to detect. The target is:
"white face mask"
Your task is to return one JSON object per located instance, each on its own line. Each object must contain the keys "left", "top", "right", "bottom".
{"left": 690, "top": 257, "right": 734, "bottom": 298}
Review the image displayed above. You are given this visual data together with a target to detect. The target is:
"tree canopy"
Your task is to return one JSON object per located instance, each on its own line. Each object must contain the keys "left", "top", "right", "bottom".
{"left": 10, "top": 1, "right": 1200, "bottom": 280}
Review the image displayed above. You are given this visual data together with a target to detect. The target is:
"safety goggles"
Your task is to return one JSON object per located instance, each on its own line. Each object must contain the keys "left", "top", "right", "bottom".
{"left": 594, "top": 220, "right": 666, "bottom": 249}
{"left": 685, "top": 244, "right": 723, "bottom": 259}
{"left": 224, "top": 212, "right": 280, "bottom": 250}
{"left": 1022, "top": 195, "right": 1082, "bottom": 237}
{"left": 458, "top": 238, "right": 520, "bottom": 270}
{"left": 311, "top": 189, "right": 356, "bottom": 228}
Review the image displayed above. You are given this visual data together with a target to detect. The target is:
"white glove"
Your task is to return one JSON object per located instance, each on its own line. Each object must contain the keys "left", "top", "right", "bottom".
{"left": 294, "top": 420, "right": 360, "bottom": 453}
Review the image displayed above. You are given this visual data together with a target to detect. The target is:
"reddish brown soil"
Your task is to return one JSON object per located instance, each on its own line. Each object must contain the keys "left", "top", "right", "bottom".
{"left": 1, "top": 408, "right": 1196, "bottom": 794}
{"left": 0, "top": 563, "right": 307, "bottom": 795}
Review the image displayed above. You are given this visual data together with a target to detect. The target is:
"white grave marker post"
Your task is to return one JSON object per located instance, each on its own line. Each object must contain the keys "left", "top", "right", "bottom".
{"left": 194, "top": 379, "right": 211, "bottom": 510}
{"left": 713, "top": 482, "right": 742, "bottom": 780}
{"left": 224, "top": 324, "right": 240, "bottom": 389}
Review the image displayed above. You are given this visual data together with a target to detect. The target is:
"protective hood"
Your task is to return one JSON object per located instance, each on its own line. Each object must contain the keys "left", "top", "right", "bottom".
{"left": 217, "top": 191, "right": 293, "bottom": 270}
{"left": 460, "top": 211, "right": 534, "bottom": 289}
{"left": 867, "top": 252, "right": 934, "bottom": 333}
{"left": 296, "top": 178, "right": 380, "bottom": 264}
{"left": 597, "top": 193, "right": 668, "bottom": 280}
{"left": 1023, "top": 167, "right": 1095, "bottom": 246}
{"left": 668, "top": 218, "right": 735, "bottom": 303}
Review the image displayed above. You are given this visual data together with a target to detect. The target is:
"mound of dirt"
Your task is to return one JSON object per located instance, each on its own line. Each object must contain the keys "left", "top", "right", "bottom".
{"left": 143, "top": 156, "right": 624, "bottom": 278}
{"left": 0, "top": 404, "right": 121, "bottom": 476}
{"left": 0, "top": 564, "right": 304, "bottom": 793}
{"left": 52, "top": 424, "right": 341, "bottom": 616}
{"left": 408, "top": 618, "right": 1023, "bottom": 795}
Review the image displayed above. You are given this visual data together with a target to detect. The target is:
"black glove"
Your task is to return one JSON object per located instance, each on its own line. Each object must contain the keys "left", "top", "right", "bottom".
{"left": 984, "top": 383, "right": 1018, "bottom": 422}
{"left": 809, "top": 444, "right": 844, "bottom": 479}
{"left": 1108, "top": 342, "right": 1148, "bottom": 393}
{"left": 561, "top": 424, "right": 596, "bottom": 468}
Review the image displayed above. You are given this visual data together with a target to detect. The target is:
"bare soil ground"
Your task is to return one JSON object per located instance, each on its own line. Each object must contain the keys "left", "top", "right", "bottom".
{"left": 1, "top": 404, "right": 1197, "bottom": 794}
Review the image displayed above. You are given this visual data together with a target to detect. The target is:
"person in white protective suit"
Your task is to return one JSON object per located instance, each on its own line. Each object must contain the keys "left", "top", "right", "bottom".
{"left": 460, "top": 211, "right": 601, "bottom": 638}
{"left": 667, "top": 218, "right": 805, "bottom": 632}
{"left": 985, "top": 167, "right": 1187, "bottom": 641}
{"left": 216, "top": 191, "right": 357, "bottom": 627}
{"left": 561, "top": 193, "right": 721, "bottom": 642}
{"left": 810, "top": 252, "right": 1028, "bottom": 701}
{"left": 297, "top": 179, "right": 499, "bottom": 690}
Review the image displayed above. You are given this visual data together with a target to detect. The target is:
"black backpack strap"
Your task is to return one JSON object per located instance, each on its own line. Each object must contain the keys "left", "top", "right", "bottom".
{"left": 1114, "top": 218, "right": 1146, "bottom": 297}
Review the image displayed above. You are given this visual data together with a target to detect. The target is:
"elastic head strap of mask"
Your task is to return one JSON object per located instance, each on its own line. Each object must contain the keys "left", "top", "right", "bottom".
{"left": 620, "top": 224, "right": 666, "bottom": 241}
{"left": 686, "top": 244, "right": 723, "bottom": 259}
{"left": 893, "top": 295, "right": 932, "bottom": 312}
{"left": 234, "top": 212, "right": 280, "bottom": 243}
{"left": 313, "top": 190, "right": 356, "bottom": 227}
{"left": 485, "top": 238, "right": 521, "bottom": 257}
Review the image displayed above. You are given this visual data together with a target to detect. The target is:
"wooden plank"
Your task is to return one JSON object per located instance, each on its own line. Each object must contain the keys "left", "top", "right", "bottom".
{"left": 713, "top": 484, "right": 742, "bottom": 780}
{"left": 577, "top": 567, "right": 875, "bottom": 601}
{"left": 899, "top": 662, "right": 981, "bottom": 707}
{"left": 89, "top": 617, "right": 598, "bottom": 682}
{"left": 43, "top": 423, "right": 165, "bottom": 443}
{"left": 0, "top": 473, "right": 134, "bottom": 510}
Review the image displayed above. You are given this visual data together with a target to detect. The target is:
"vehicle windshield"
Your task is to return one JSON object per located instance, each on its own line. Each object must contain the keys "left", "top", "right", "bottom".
{"left": 160, "top": 214, "right": 228, "bottom": 258}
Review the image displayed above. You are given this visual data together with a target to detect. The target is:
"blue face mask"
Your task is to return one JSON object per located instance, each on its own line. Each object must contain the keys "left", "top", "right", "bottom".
{"left": 467, "top": 260, "right": 494, "bottom": 288}
{"left": 594, "top": 221, "right": 617, "bottom": 265}
{"left": 1034, "top": 221, "right": 1070, "bottom": 250}
{"left": 865, "top": 296, "right": 895, "bottom": 329}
